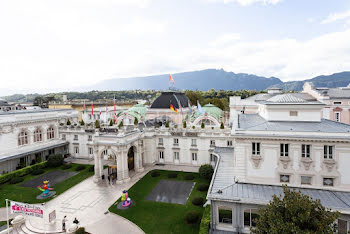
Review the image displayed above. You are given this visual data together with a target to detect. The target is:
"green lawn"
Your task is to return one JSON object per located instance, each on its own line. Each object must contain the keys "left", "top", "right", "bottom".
{"left": 109, "top": 170, "right": 209, "bottom": 234}
{"left": 0, "top": 221, "right": 6, "bottom": 227}
{"left": 0, "top": 164, "right": 94, "bottom": 208}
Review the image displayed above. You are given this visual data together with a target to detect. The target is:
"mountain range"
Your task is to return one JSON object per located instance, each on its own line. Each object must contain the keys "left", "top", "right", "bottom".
{"left": 90, "top": 69, "right": 350, "bottom": 91}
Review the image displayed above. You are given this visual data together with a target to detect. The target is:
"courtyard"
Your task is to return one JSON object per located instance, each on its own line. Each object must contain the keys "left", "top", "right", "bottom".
{"left": 109, "top": 170, "right": 209, "bottom": 234}
{"left": 0, "top": 163, "right": 94, "bottom": 207}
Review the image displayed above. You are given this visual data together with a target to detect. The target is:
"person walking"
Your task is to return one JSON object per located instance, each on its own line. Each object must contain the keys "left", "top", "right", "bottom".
{"left": 107, "top": 175, "right": 111, "bottom": 185}
{"left": 62, "top": 216, "right": 67, "bottom": 232}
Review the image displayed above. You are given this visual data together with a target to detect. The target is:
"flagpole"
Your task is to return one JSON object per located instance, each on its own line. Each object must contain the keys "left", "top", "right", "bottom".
{"left": 6, "top": 199, "right": 9, "bottom": 234}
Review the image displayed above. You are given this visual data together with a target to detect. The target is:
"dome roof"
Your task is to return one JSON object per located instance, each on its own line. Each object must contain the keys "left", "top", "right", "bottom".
{"left": 190, "top": 103, "right": 223, "bottom": 122}
{"left": 150, "top": 91, "right": 190, "bottom": 109}
{"left": 118, "top": 104, "right": 147, "bottom": 120}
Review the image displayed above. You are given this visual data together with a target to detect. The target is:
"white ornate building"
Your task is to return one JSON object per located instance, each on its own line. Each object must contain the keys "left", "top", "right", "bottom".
{"left": 1, "top": 90, "right": 350, "bottom": 233}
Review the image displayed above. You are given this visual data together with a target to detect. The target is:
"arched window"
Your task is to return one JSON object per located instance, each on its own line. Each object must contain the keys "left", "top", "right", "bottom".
{"left": 47, "top": 127, "right": 55, "bottom": 140}
{"left": 18, "top": 131, "right": 28, "bottom": 146}
{"left": 34, "top": 129, "right": 42, "bottom": 142}
{"left": 198, "top": 119, "right": 215, "bottom": 126}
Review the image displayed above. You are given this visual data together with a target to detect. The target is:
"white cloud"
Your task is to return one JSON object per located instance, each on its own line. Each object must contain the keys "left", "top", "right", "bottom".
{"left": 321, "top": 9, "right": 350, "bottom": 24}
{"left": 210, "top": 33, "right": 241, "bottom": 47}
{"left": 208, "top": 0, "right": 282, "bottom": 6}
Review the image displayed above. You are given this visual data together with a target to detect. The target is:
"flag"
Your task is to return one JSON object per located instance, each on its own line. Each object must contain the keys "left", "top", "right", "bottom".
{"left": 169, "top": 74, "right": 175, "bottom": 84}
{"left": 105, "top": 105, "right": 109, "bottom": 122}
{"left": 188, "top": 101, "right": 192, "bottom": 114}
{"left": 197, "top": 101, "right": 205, "bottom": 114}
{"left": 83, "top": 101, "right": 86, "bottom": 114}
{"left": 170, "top": 104, "right": 178, "bottom": 113}
{"left": 179, "top": 103, "right": 183, "bottom": 114}
{"left": 114, "top": 97, "right": 117, "bottom": 122}
{"left": 99, "top": 104, "right": 102, "bottom": 116}
{"left": 91, "top": 101, "right": 94, "bottom": 115}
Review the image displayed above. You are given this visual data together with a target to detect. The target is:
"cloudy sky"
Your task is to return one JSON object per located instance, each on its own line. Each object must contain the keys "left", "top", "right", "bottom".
{"left": 1, "top": 0, "right": 350, "bottom": 95}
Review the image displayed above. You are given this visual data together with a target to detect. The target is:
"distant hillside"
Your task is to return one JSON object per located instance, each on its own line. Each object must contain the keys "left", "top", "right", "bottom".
{"left": 90, "top": 69, "right": 283, "bottom": 91}
{"left": 274, "top": 71, "right": 350, "bottom": 91}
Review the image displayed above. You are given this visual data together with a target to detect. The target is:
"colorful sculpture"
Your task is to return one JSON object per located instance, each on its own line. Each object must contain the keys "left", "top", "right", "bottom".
{"left": 121, "top": 190, "right": 131, "bottom": 207}
{"left": 37, "top": 181, "right": 54, "bottom": 198}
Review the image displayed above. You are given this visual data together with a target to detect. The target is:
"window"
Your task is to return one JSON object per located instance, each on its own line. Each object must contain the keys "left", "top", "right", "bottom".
{"left": 34, "top": 129, "right": 42, "bottom": 142}
{"left": 280, "top": 144, "right": 289, "bottom": 157}
{"left": 210, "top": 154, "right": 217, "bottom": 162}
{"left": 74, "top": 146, "right": 79, "bottom": 154}
{"left": 191, "top": 139, "right": 197, "bottom": 146}
{"left": 192, "top": 153, "right": 197, "bottom": 161}
{"left": 335, "top": 112, "right": 341, "bottom": 122}
{"left": 324, "top": 145, "right": 334, "bottom": 159}
{"left": 338, "top": 219, "right": 348, "bottom": 234}
{"left": 18, "top": 131, "right": 28, "bottom": 146}
{"left": 244, "top": 209, "right": 259, "bottom": 227}
{"left": 323, "top": 178, "right": 334, "bottom": 186}
{"left": 174, "top": 152, "right": 179, "bottom": 160}
{"left": 62, "top": 134, "right": 66, "bottom": 140}
{"left": 289, "top": 111, "right": 298, "bottom": 116}
{"left": 210, "top": 140, "right": 215, "bottom": 147}
{"left": 140, "top": 140, "right": 143, "bottom": 146}
{"left": 333, "top": 101, "right": 342, "bottom": 105}
{"left": 252, "top": 142, "right": 260, "bottom": 155}
{"left": 218, "top": 208, "right": 232, "bottom": 224}
{"left": 88, "top": 135, "right": 92, "bottom": 141}
{"left": 301, "top": 176, "right": 312, "bottom": 185}
{"left": 88, "top": 147, "right": 93, "bottom": 155}
{"left": 159, "top": 151, "right": 164, "bottom": 159}
{"left": 47, "top": 127, "right": 55, "bottom": 139}
{"left": 227, "top": 140, "right": 233, "bottom": 146}
{"left": 88, "top": 114, "right": 92, "bottom": 120}
{"left": 48, "top": 149, "right": 55, "bottom": 155}
{"left": 280, "top": 174, "right": 290, "bottom": 183}
{"left": 301, "top": 144, "right": 311, "bottom": 158}
{"left": 173, "top": 138, "right": 179, "bottom": 145}
{"left": 103, "top": 149, "right": 108, "bottom": 156}
{"left": 158, "top": 138, "right": 163, "bottom": 145}
{"left": 74, "top": 135, "right": 78, "bottom": 141}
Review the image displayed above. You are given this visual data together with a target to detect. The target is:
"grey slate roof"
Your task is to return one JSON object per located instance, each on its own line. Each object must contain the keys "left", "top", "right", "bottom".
{"left": 210, "top": 147, "right": 235, "bottom": 193}
{"left": 0, "top": 108, "right": 74, "bottom": 116}
{"left": 316, "top": 87, "right": 350, "bottom": 99}
{"left": 150, "top": 91, "right": 190, "bottom": 109}
{"left": 210, "top": 182, "right": 350, "bottom": 213}
{"left": 246, "top": 93, "right": 318, "bottom": 104}
{"left": 238, "top": 114, "right": 350, "bottom": 133}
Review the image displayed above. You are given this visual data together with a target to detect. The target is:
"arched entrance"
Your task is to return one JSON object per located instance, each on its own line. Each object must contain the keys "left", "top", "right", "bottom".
{"left": 127, "top": 146, "right": 135, "bottom": 171}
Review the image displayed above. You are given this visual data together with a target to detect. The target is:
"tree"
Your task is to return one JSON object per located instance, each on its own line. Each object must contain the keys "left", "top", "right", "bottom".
{"left": 95, "top": 120, "right": 100, "bottom": 129}
{"left": 252, "top": 186, "right": 339, "bottom": 234}
{"left": 109, "top": 119, "right": 114, "bottom": 126}
{"left": 47, "top": 154, "right": 64, "bottom": 168}
{"left": 199, "top": 164, "right": 214, "bottom": 180}
{"left": 134, "top": 117, "right": 138, "bottom": 125}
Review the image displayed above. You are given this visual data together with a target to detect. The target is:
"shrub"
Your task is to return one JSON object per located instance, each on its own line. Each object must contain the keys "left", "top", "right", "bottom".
{"left": 167, "top": 172, "right": 177, "bottom": 178}
{"left": 192, "top": 197, "right": 205, "bottom": 206}
{"left": 192, "top": 126, "right": 195, "bottom": 129}
{"left": 183, "top": 122, "right": 187, "bottom": 128}
{"left": 184, "top": 174, "right": 195, "bottom": 180}
{"left": 151, "top": 171, "right": 160, "bottom": 177}
{"left": 199, "top": 164, "right": 214, "bottom": 180}
{"left": 62, "top": 164, "right": 72, "bottom": 170}
{"left": 10, "top": 177, "right": 24, "bottom": 184}
{"left": 220, "top": 122, "right": 224, "bottom": 129}
{"left": 197, "top": 183, "right": 209, "bottom": 192}
{"left": 0, "top": 161, "right": 47, "bottom": 184}
{"left": 95, "top": 120, "right": 100, "bottom": 129}
{"left": 118, "top": 121, "right": 124, "bottom": 129}
{"left": 80, "top": 120, "right": 85, "bottom": 126}
{"left": 165, "top": 121, "right": 169, "bottom": 128}
{"left": 67, "top": 119, "right": 71, "bottom": 125}
{"left": 184, "top": 210, "right": 200, "bottom": 224}
{"left": 32, "top": 169, "right": 45, "bottom": 175}
{"left": 47, "top": 154, "right": 64, "bottom": 168}
{"left": 75, "top": 165, "right": 86, "bottom": 171}
{"left": 199, "top": 205, "right": 211, "bottom": 234}
{"left": 88, "top": 165, "right": 94, "bottom": 172}
{"left": 75, "top": 227, "right": 85, "bottom": 234}
{"left": 134, "top": 117, "right": 138, "bottom": 125}
{"left": 109, "top": 119, "right": 114, "bottom": 126}
{"left": 201, "top": 122, "right": 205, "bottom": 129}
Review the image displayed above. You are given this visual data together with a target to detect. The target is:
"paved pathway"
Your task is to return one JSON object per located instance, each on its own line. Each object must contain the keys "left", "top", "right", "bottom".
{"left": 0, "top": 164, "right": 199, "bottom": 234}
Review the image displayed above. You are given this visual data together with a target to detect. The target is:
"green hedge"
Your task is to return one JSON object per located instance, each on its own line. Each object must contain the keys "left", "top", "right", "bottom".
{"left": 199, "top": 205, "right": 211, "bottom": 234}
{"left": 0, "top": 161, "right": 47, "bottom": 184}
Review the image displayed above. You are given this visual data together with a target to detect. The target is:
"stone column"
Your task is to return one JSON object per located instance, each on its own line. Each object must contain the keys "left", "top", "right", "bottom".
{"left": 122, "top": 147, "right": 130, "bottom": 182}
{"left": 136, "top": 143, "right": 144, "bottom": 172}
{"left": 134, "top": 146, "right": 140, "bottom": 172}
{"left": 93, "top": 147, "right": 101, "bottom": 183}
{"left": 116, "top": 149, "right": 124, "bottom": 184}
